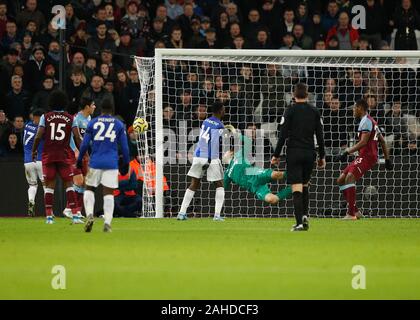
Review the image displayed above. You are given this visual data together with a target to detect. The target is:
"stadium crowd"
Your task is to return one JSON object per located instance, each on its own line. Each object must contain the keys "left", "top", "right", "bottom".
{"left": 0, "top": 0, "right": 420, "bottom": 159}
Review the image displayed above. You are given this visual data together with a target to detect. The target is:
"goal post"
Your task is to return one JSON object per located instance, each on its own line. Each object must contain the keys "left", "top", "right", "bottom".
{"left": 135, "top": 49, "right": 420, "bottom": 218}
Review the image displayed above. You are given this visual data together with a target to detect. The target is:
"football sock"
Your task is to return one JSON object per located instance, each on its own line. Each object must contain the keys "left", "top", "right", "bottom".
{"left": 73, "top": 184, "right": 85, "bottom": 213}
{"left": 292, "top": 191, "right": 304, "bottom": 225}
{"left": 28, "top": 185, "right": 37, "bottom": 203}
{"left": 277, "top": 185, "right": 292, "bottom": 200}
{"left": 84, "top": 190, "right": 95, "bottom": 218}
{"left": 103, "top": 195, "right": 114, "bottom": 226}
{"left": 44, "top": 188, "right": 54, "bottom": 217}
{"left": 215, "top": 187, "right": 225, "bottom": 217}
{"left": 302, "top": 186, "right": 309, "bottom": 217}
{"left": 180, "top": 189, "right": 195, "bottom": 214}
{"left": 66, "top": 187, "right": 78, "bottom": 216}
{"left": 340, "top": 184, "right": 356, "bottom": 216}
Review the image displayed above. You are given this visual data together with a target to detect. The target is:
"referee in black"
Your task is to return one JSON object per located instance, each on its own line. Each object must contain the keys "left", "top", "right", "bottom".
{"left": 271, "top": 83, "right": 326, "bottom": 232}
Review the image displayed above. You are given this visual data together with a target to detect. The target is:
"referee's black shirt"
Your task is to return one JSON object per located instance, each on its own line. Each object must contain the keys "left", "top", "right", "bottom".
{"left": 273, "top": 102, "right": 326, "bottom": 159}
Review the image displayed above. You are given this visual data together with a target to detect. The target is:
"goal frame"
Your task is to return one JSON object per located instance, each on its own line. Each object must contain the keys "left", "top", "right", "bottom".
{"left": 153, "top": 49, "right": 420, "bottom": 218}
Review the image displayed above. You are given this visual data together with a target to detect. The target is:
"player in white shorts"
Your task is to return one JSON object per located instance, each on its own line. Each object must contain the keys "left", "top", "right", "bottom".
{"left": 178, "top": 102, "right": 234, "bottom": 221}
{"left": 23, "top": 109, "right": 45, "bottom": 216}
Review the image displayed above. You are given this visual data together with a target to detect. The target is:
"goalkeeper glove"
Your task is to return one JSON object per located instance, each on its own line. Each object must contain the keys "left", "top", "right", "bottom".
{"left": 385, "top": 159, "right": 393, "bottom": 171}
{"left": 225, "top": 124, "right": 236, "bottom": 134}
{"left": 335, "top": 150, "right": 349, "bottom": 162}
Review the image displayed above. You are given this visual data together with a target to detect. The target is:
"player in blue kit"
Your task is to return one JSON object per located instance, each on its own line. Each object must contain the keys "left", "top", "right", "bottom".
{"left": 63, "top": 98, "right": 96, "bottom": 219}
{"left": 23, "top": 109, "right": 45, "bottom": 216}
{"left": 177, "top": 102, "right": 230, "bottom": 221}
{"left": 77, "top": 99, "right": 130, "bottom": 233}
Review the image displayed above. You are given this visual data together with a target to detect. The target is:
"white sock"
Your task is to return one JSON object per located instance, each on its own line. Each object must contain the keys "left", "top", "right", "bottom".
{"left": 180, "top": 189, "right": 195, "bottom": 214}
{"left": 215, "top": 187, "right": 225, "bottom": 217}
{"left": 84, "top": 190, "right": 95, "bottom": 218}
{"left": 28, "top": 185, "right": 37, "bottom": 203}
{"left": 103, "top": 195, "right": 114, "bottom": 226}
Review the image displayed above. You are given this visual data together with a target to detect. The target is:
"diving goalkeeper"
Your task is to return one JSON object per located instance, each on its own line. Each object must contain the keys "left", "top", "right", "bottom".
{"left": 223, "top": 129, "right": 292, "bottom": 204}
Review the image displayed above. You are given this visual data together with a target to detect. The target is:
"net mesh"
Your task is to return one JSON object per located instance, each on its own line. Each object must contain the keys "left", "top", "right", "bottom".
{"left": 135, "top": 53, "right": 420, "bottom": 218}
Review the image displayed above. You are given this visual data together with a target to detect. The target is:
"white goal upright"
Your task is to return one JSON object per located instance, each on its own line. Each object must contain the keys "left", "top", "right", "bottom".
{"left": 135, "top": 49, "right": 420, "bottom": 218}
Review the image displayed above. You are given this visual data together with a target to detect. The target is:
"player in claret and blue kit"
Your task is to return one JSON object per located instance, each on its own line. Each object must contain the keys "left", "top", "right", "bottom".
{"left": 336, "top": 99, "right": 393, "bottom": 220}
{"left": 23, "top": 109, "right": 45, "bottom": 216}
{"left": 32, "top": 90, "right": 83, "bottom": 224}
{"left": 77, "top": 99, "right": 130, "bottom": 233}
{"left": 63, "top": 98, "right": 96, "bottom": 219}
{"left": 177, "top": 102, "right": 227, "bottom": 221}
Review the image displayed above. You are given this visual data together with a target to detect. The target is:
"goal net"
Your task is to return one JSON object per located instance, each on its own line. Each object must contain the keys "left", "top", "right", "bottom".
{"left": 135, "top": 50, "right": 420, "bottom": 218}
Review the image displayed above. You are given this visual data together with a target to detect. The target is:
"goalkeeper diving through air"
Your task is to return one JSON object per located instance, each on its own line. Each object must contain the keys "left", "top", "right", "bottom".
{"left": 223, "top": 130, "right": 292, "bottom": 204}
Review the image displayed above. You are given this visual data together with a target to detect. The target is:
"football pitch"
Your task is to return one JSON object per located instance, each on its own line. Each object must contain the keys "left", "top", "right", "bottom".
{"left": 0, "top": 218, "right": 419, "bottom": 300}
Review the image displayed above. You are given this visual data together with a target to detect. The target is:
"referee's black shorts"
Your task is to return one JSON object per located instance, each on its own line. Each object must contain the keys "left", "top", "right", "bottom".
{"left": 286, "top": 148, "right": 316, "bottom": 185}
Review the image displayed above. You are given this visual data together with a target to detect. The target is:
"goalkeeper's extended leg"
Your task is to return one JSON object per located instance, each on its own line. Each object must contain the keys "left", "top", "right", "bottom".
{"left": 178, "top": 178, "right": 200, "bottom": 220}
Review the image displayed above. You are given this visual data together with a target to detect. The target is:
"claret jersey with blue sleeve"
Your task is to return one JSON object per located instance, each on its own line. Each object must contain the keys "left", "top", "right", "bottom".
{"left": 23, "top": 120, "right": 43, "bottom": 163}
{"left": 194, "top": 116, "right": 224, "bottom": 160}
{"left": 77, "top": 115, "right": 130, "bottom": 170}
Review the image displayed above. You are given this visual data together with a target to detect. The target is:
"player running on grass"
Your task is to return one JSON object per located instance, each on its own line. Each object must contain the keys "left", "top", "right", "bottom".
{"left": 77, "top": 99, "right": 130, "bottom": 233}
{"left": 63, "top": 98, "right": 96, "bottom": 219}
{"left": 223, "top": 133, "right": 292, "bottom": 204}
{"left": 32, "top": 90, "right": 83, "bottom": 224}
{"left": 336, "top": 99, "right": 393, "bottom": 220}
{"left": 23, "top": 109, "right": 45, "bottom": 216}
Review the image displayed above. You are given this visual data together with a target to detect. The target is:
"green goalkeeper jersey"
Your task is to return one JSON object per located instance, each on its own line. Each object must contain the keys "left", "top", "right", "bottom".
{"left": 224, "top": 135, "right": 273, "bottom": 191}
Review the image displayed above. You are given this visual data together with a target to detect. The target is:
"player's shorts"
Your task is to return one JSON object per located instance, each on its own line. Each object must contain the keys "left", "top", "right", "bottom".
{"left": 73, "top": 155, "right": 89, "bottom": 177}
{"left": 342, "top": 156, "right": 377, "bottom": 181}
{"left": 187, "top": 158, "right": 223, "bottom": 182}
{"left": 286, "top": 148, "right": 316, "bottom": 185}
{"left": 246, "top": 168, "right": 274, "bottom": 201}
{"left": 24, "top": 161, "right": 44, "bottom": 185}
{"left": 85, "top": 168, "right": 119, "bottom": 189}
{"left": 42, "top": 161, "right": 74, "bottom": 182}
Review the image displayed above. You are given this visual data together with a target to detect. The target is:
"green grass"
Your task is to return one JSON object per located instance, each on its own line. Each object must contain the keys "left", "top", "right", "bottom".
{"left": 0, "top": 217, "right": 420, "bottom": 300}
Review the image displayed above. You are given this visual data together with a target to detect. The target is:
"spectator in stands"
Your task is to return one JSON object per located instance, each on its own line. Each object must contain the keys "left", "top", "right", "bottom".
{"left": 121, "top": 0, "right": 147, "bottom": 39}
{"left": 118, "top": 30, "right": 144, "bottom": 70}
{"left": 191, "top": 104, "right": 207, "bottom": 128}
{"left": 86, "top": 21, "right": 116, "bottom": 60}
{"left": 32, "top": 76, "right": 54, "bottom": 110}
{"left": 176, "top": 89, "right": 195, "bottom": 121}
{"left": 0, "top": 109, "right": 10, "bottom": 143}
{"left": 243, "top": 9, "right": 264, "bottom": 47}
{"left": 178, "top": 3, "right": 199, "bottom": 41}
{"left": 166, "top": 0, "right": 183, "bottom": 21}
{"left": 364, "top": 67, "right": 388, "bottom": 104}
{"left": 215, "top": 11, "right": 229, "bottom": 47}
{"left": 5, "top": 75, "right": 30, "bottom": 120}
{"left": 322, "top": 97, "right": 348, "bottom": 158}
{"left": 366, "top": 94, "right": 386, "bottom": 127}
{"left": 253, "top": 29, "right": 273, "bottom": 49}
{"left": 292, "top": 24, "right": 313, "bottom": 50}
{"left": 163, "top": 105, "right": 177, "bottom": 128}
{"left": 280, "top": 32, "right": 300, "bottom": 49}
{"left": 23, "top": 45, "right": 47, "bottom": 93}
{"left": 67, "top": 67, "right": 87, "bottom": 115}
{"left": 326, "top": 11, "right": 360, "bottom": 50}
{"left": 82, "top": 75, "right": 114, "bottom": 117}
{"left": 16, "top": 0, "right": 46, "bottom": 33}
{"left": 296, "top": 2, "right": 311, "bottom": 31}
{"left": 339, "top": 69, "right": 364, "bottom": 107}
{"left": 323, "top": 0, "right": 340, "bottom": 32}
{"left": 189, "top": 18, "right": 205, "bottom": 48}
{"left": 1, "top": 48, "right": 20, "bottom": 77}
{"left": 0, "top": 1, "right": 8, "bottom": 40}
{"left": 385, "top": 101, "right": 410, "bottom": 155}
{"left": 1, "top": 115, "right": 24, "bottom": 151}
{"left": 167, "top": 26, "right": 185, "bottom": 48}
{"left": 155, "top": 4, "right": 175, "bottom": 34}
{"left": 390, "top": 0, "right": 420, "bottom": 50}
{"left": 0, "top": 132, "right": 22, "bottom": 158}
{"left": 200, "top": 27, "right": 220, "bottom": 48}
{"left": 278, "top": 8, "right": 296, "bottom": 41}
{"left": 360, "top": 0, "right": 387, "bottom": 50}
{"left": 146, "top": 17, "right": 169, "bottom": 56}
{"left": 1, "top": 20, "right": 18, "bottom": 54}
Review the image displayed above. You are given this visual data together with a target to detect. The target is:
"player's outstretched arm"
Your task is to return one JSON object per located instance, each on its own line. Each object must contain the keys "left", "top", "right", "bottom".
{"left": 77, "top": 129, "right": 92, "bottom": 167}
{"left": 378, "top": 133, "right": 393, "bottom": 170}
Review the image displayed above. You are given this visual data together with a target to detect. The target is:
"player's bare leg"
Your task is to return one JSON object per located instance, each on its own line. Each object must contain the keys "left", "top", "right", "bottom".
{"left": 84, "top": 186, "right": 96, "bottom": 232}
{"left": 177, "top": 178, "right": 201, "bottom": 220}
{"left": 338, "top": 173, "right": 360, "bottom": 220}
{"left": 213, "top": 180, "right": 225, "bottom": 221}
{"left": 102, "top": 186, "right": 114, "bottom": 233}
